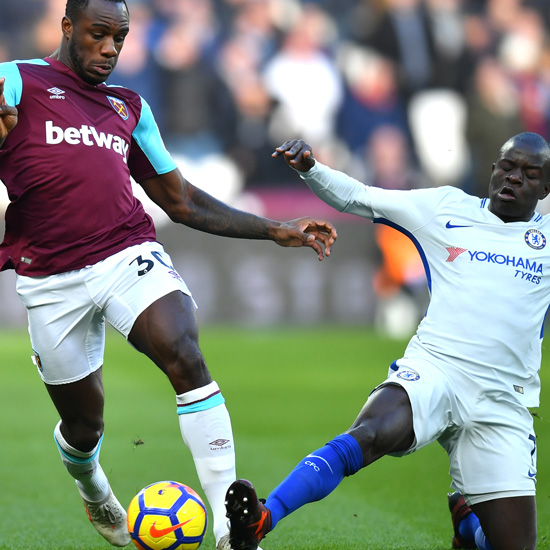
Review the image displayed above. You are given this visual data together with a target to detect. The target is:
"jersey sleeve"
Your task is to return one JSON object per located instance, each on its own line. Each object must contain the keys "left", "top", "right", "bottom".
{"left": 0, "top": 61, "right": 23, "bottom": 106}
{"left": 300, "top": 161, "right": 452, "bottom": 232}
{"left": 129, "top": 95, "right": 177, "bottom": 181}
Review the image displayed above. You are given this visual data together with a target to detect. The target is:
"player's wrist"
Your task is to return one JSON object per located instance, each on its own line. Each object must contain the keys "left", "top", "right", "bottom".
{"left": 266, "top": 219, "right": 284, "bottom": 241}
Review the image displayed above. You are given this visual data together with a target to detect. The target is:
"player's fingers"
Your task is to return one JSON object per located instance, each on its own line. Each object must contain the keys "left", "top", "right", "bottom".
{"left": 314, "top": 221, "right": 338, "bottom": 240}
{"left": 0, "top": 104, "right": 16, "bottom": 114}
{"left": 310, "top": 231, "right": 333, "bottom": 256}
{"left": 304, "top": 235, "right": 324, "bottom": 261}
{"left": 300, "top": 219, "right": 338, "bottom": 241}
{"left": 272, "top": 139, "right": 297, "bottom": 157}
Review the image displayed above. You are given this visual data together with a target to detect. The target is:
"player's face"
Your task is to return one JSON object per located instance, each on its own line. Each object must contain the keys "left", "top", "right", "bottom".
{"left": 488, "top": 140, "right": 550, "bottom": 223}
{"left": 64, "top": 0, "right": 129, "bottom": 85}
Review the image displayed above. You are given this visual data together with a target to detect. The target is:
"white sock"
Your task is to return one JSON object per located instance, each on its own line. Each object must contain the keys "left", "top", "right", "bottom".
{"left": 177, "top": 381, "right": 236, "bottom": 543}
{"left": 54, "top": 420, "right": 110, "bottom": 503}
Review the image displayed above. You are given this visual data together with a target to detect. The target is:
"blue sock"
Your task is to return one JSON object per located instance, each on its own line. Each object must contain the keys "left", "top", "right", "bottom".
{"left": 474, "top": 526, "right": 494, "bottom": 550}
{"left": 265, "top": 434, "right": 363, "bottom": 529}
{"left": 458, "top": 512, "right": 480, "bottom": 542}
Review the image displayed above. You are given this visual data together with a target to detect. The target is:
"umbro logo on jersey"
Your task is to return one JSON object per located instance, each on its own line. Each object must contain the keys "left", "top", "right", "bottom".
{"left": 445, "top": 221, "right": 472, "bottom": 229}
{"left": 47, "top": 87, "right": 66, "bottom": 99}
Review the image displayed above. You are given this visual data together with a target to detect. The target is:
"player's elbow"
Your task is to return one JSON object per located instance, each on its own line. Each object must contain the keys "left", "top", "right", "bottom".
{"left": 163, "top": 202, "right": 193, "bottom": 225}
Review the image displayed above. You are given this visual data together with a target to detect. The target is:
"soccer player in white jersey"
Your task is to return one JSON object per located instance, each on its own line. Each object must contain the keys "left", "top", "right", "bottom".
{"left": 224, "top": 134, "right": 550, "bottom": 550}
{"left": 0, "top": 1, "right": 337, "bottom": 549}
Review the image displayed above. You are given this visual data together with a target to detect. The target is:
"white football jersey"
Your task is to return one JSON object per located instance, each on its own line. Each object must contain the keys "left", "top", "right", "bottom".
{"left": 301, "top": 162, "right": 550, "bottom": 406}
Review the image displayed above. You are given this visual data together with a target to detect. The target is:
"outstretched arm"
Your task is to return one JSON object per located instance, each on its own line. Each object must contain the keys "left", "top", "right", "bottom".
{"left": 139, "top": 169, "right": 337, "bottom": 261}
{"left": 0, "top": 77, "right": 18, "bottom": 148}
{"left": 272, "top": 138, "right": 379, "bottom": 220}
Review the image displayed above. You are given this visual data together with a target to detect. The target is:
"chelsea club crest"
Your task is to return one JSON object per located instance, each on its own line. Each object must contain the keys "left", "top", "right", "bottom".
{"left": 525, "top": 229, "right": 546, "bottom": 250}
{"left": 397, "top": 370, "right": 420, "bottom": 381}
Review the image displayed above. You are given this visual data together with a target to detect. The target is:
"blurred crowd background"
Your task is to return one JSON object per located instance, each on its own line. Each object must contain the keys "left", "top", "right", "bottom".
{"left": 2, "top": 0, "right": 550, "bottom": 334}
{"left": 3, "top": 0, "right": 550, "bottom": 194}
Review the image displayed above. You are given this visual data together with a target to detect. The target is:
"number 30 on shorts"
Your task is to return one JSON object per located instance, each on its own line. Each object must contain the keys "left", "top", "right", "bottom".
{"left": 130, "top": 251, "right": 175, "bottom": 277}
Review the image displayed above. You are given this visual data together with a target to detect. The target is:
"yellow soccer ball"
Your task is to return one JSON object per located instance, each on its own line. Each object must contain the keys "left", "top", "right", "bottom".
{"left": 127, "top": 481, "right": 207, "bottom": 550}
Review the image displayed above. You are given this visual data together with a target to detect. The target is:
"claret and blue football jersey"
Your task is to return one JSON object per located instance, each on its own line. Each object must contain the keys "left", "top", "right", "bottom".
{"left": 301, "top": 161, "right": 550, "bottom": 407}
{"left": 0, "top": 57, "right": 177, "bottom": 276}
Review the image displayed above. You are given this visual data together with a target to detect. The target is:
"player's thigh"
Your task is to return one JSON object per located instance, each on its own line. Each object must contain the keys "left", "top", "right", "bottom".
{"left": 348, "top": 384, "right": 415, "bottom": 461}
{"left": 127, "top": 290, "right": 211, "bottom": 393}
{"left": 86, "top": 242, "right": 209, "bottom": 391}
{"left": 371, "top": 361, "right": 457, "bottom": 456}
{"left": 89, "top": 241, "right": 195, "bottom": 338}
{"left": 16, "top": 271, "right": 106, "bottom": 384}
{"left": 129, "top": 289, "right": 205, "bottom": 367}
{"left": 444, "top": 397, "right": 536, "bottom": 503}
{"left": 472, "top": 495, "right": 537, "bottom": 550}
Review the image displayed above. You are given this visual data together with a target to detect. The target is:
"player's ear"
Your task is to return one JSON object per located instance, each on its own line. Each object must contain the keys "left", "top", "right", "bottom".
{"left": 61, "top": 16, "right": 73, "bottom": 39}
{"left": 539, "top": 183, "right": 550, "bottom": 201}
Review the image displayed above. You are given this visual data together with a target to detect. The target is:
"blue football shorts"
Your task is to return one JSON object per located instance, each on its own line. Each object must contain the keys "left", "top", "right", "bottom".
{"left": 373, "top": 355, "right": 537, "bottom": 505}
{"left": 16, "top": 242, "right": 194, "bottom": 385}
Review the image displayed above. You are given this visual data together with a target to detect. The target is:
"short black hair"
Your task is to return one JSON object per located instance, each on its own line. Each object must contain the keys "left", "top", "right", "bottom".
{"left": 65, "top": 0, "right": 128, "bottom": 22}
{"left": 500, "top": 132, "right": 550, "bottom": 163}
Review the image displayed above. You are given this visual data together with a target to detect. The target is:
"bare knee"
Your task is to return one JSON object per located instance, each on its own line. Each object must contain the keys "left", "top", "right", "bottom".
{"left": 346, "top": 384, "right": 414, "bottom": 466}
{"left": 60, "top": 418, "right": 104, "bottom": 452}
{"left": 129, "top": 295, "right": 212, "bottom": 393}
{"left": 162, "top": 332, "right": 211, "bottom": 394}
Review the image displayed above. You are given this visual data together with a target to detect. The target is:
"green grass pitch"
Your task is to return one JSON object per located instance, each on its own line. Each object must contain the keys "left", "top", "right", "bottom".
{"left": 1, "top": 326, "right": 549, "bottom": 549}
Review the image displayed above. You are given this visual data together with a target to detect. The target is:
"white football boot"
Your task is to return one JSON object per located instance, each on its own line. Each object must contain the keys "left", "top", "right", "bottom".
{"left": 217, "top": 532, "right": 232, "bottom": 550}
{"left": 82, "top": 488, "right": 131, "bottom": 547}
{"left": 217, "top": 530, "right": 263, "bottom": 550}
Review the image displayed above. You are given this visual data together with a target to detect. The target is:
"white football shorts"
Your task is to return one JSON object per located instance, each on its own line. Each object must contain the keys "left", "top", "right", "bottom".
{"left": 16, "top": 242, "right": 194, "bottom": 385}
{"left": 374, "top": 355, "right": 537, "bottom": 505}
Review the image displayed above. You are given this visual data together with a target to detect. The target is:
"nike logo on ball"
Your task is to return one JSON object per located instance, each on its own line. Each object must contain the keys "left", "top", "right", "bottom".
{"left": 446, "top": 221, "right": 473, "bottom": 229}
{"left": 149, "top": 517, "right": 196, "bottom": 538}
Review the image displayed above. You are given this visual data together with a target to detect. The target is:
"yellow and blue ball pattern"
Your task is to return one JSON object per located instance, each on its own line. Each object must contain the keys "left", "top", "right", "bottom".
{"left": 127, "top": 481, "right": 207, "bottom": 550}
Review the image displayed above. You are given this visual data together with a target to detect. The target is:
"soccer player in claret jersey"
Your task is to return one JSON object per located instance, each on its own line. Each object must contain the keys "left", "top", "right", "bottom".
{"left": 0, "top": 2, "right": 337, "bottom": 548}
{"left": 224, "top": 134, "right": 550, "bottom": 550}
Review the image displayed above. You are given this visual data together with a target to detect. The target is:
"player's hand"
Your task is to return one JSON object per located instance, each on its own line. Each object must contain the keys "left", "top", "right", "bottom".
{"left": 271, "top": 217, "right": 337, "bottom": 261}
{"left": 0, "top": 77, "right": 18, "bottom": 146}
{"left": 272, "top": 139, "right": 316, "bottom": 172}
